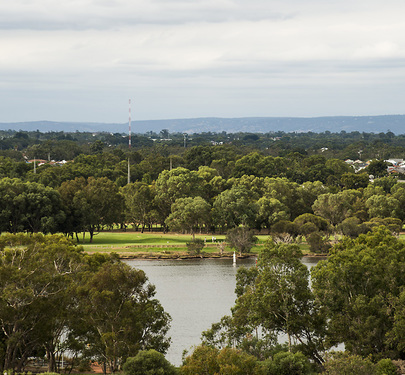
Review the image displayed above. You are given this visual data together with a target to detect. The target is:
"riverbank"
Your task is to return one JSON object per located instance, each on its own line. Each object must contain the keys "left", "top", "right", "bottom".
{"left": 85, "top": 249, "right": 328, "bottom": 260}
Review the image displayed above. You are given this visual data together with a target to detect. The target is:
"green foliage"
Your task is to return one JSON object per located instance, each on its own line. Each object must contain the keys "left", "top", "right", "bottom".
{"left": 375, "top": 359, "right": 399, "bottom": 375}
{"left": 165, "top": 197, "right": 211, "bottom": 238}
{"left": 305, "top": 232, "right": 331, "bottom": 254}
{"left": 322, "top": 352, "right": 376, "bottom": 375}
{"left": 312, "top": 228, "right": 405, "bottom": 359}
{"left": 294, "top": 214, "right": 330, "bottom": 233}
{"left": 262, "top": 351, "right": 314, "bottom": 375}
{"left": 186, "top": 238, "right": 205, "bottom": 254}
{"left": 312, "top": 190, "right": 362, "bottom": 226}
{"left": 203, "top": 241, "right": 325, "bottom": 365}
{"left": 180, "top": 345, "right": 220, "bottom": 374}
{"left": 180, "top": 345, "right": 262, "bottom": 375}
{"left": 226, "top": 227, "right": 258, "bottom": 255}
{"left": 123, "top": 350, "right": 177, "bottom": 375}
{"left": 213, "top": 186, "right": 258, "bottom": 229}
{"left": 270, "top": 220, "right": 299, "bottom": 241}
{"left": 0, "top": 233, "right": 171, "bottom": 373}
{"left": 365, "top": 160, "right": 389, "bottom": 178}
{"left": 337, "top": 217, "right": 370, "bottom": 238}
{"left": 74, "top": 261, "right": 171, "bottom": 372}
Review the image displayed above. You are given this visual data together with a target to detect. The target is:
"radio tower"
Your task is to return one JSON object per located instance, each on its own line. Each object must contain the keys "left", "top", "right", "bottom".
{"left": 128, "top": 99, "right": 131, "bottom": 184}
{"left": 129, "top": 99, "right": 132, "bottom": 149}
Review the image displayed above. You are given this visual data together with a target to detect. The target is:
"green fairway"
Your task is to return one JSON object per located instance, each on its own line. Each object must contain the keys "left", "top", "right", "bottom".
{"left": 78, "top": 231, "right": 272, "bottom": 256}
{"left": 73, "top": 230, "right": 327, "bottom": 257}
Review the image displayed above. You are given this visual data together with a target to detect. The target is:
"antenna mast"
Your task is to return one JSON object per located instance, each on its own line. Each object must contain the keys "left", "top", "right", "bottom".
{"left": 128, "top": 99, "right": 131, "bottom": 184}
{"left": 129, "top": 99, "right": 132, "bottom": 149}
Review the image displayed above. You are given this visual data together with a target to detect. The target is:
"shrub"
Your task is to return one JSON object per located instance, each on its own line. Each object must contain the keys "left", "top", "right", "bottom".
{"left": 306, "top": 231, "right": 331, "bottom": 253}
{"left": 186, "top": 238, "right": 205, "bottom": 254}
{"left": 263, "top": 351, "right": 313, "bottom": 375}
{"left": 123, "top": 349, "right": 177, "bottom": 375}
{"left": 180, "top": 345, "right": 262, "bottom": 375}
{"left": 375, "top": 359, "right": 399, "bottom": 375}
{"left": 226, "top": 227, "right": 258, "bottom": 255}
{"left": 322, "top": 352, "right": 376, "bottom": 375}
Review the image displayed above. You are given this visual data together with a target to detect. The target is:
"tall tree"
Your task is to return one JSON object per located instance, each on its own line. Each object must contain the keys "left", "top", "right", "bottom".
{"left": 213, "top": 186, "right": 258, "bottom": 230}
{"left": 154, "top": 167, "right": 203, "bottom": 229}
{"left": 0, "top": 233, "right": 83, "bottom": 372}
{"left": 59, "top": 177, "right": 124, "bottom": 242}
{"left": 0, "top": 178, "right": 65, "bottom": 234}
{"left": 311, "top": 227, "right": 405, "bottom": 359}
{"left": 203, "top": 241, "right": 325, "bottom": 364}
{"left": 74, "top": 261, "right": 171, "bottom": 373}
{"left": 165, "top": 197, "right": 211, "bottom": 239}
{"left": 120, "top": 182, "right": 156, "bottom": 232}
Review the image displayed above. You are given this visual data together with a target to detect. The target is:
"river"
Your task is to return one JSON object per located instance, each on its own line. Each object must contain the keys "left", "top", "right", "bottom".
{"left": 126, "top": 256, "right": 322, "bottom": 366}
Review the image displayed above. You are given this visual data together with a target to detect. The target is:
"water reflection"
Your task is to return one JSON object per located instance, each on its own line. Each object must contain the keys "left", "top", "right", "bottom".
{"left": 126, "top": 257, "right": 321, "bottom": 366}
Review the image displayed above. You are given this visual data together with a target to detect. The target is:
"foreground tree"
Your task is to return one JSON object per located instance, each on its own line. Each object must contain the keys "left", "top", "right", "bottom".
{"left": 311, "top": 227, "right": 405, "bottom": 359}
{"left": 73, "top": 261, "right": 171, "bottom": 373}
{"left": 0, "top": 233, "right": 83, "bottom": 372}
{"left": 203, "top": 241, "right": 325, "bottom": 364}
{"left": 0, "top": 234, "right": 171, "bottom": 374}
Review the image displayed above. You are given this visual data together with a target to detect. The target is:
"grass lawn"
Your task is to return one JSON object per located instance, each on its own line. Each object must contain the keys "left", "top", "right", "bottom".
{"left": 77, "top": 231, "right": 306, "bottom": 257}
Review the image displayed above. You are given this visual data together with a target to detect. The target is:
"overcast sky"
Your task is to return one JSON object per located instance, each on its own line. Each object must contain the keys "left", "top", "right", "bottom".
{"left": 1, "top": 0, "right": 405, "bottom": 123}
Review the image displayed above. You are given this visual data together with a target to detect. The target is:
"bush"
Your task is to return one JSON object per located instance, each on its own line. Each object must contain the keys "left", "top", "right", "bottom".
{"left": 226, "top": 227, "right": 258, "bottom": 255}
{"left": 123, "top": 349, "right": 177, "bottom": 375}
{"left": 375, "top": 359, "right": 399, "bottom": 375}
{"left": 186, "top": 238, "right": 205, "bottom": 254}
{"left": 306, "top": 231, "right": 331, "bottom": 253}
{"left": 180, "top": 345, "right": 262, "bottom": 375}
{"left": 263, "top": 351, "right": 314, "bottom": 375}
{"left": 338, "top": 217, "right": 370, "bottom": 238}
{"left": 322, "top": 352, "right": 376, "bottom": 375}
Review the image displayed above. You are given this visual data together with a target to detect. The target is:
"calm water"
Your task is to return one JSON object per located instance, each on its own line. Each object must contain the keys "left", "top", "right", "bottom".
{"left": 126, "top": 256, "right": 322, "bottom": 366}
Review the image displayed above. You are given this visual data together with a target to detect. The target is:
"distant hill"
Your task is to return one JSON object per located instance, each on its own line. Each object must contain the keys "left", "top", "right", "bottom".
{"left": 1, "top": 115, "right": 405, "bottom": 134}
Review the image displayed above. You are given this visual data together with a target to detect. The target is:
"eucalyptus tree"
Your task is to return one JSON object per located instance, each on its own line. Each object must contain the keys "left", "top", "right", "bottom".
{"left": 0, "top": 234, "right": 172, "bottom": 373}
{"left": 120, "top": 182, "right": 156, "bottom": 232}
{"left": 203, "top": 241, "right": 326, "bottom": 364}
{"left": 312, "top": 190, "right": 362, "bottom": 227}
{"left": 165, "top": 196, "right": 211, "bottom": 238}
{"left": 0, "top": 178, "right": 65, "bottom": 234}
{"left": 59, "top": 177, "right": 124, "bottom": 242}
{"left": 212, "top": 185, "right": 259, "bottom": 231}
{"left": 0, "top": 233, "right": 84, "bottom": 372}
{"left": 311, "top": 228, "right": 405, "bottom": 359}
{"left": 73, "top": 261, "right": 171, "bottom": 374}
{"left": 154, "top": 167, "right": 204, "bottom": 229}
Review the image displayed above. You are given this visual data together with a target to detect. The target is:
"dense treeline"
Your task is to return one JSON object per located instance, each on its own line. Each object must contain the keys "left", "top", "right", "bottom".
{"left": 2, "top": 129, "right": 405, "bottom": 248}
{"left": 1, "top": 162, "right": 404, "bottom": 250}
